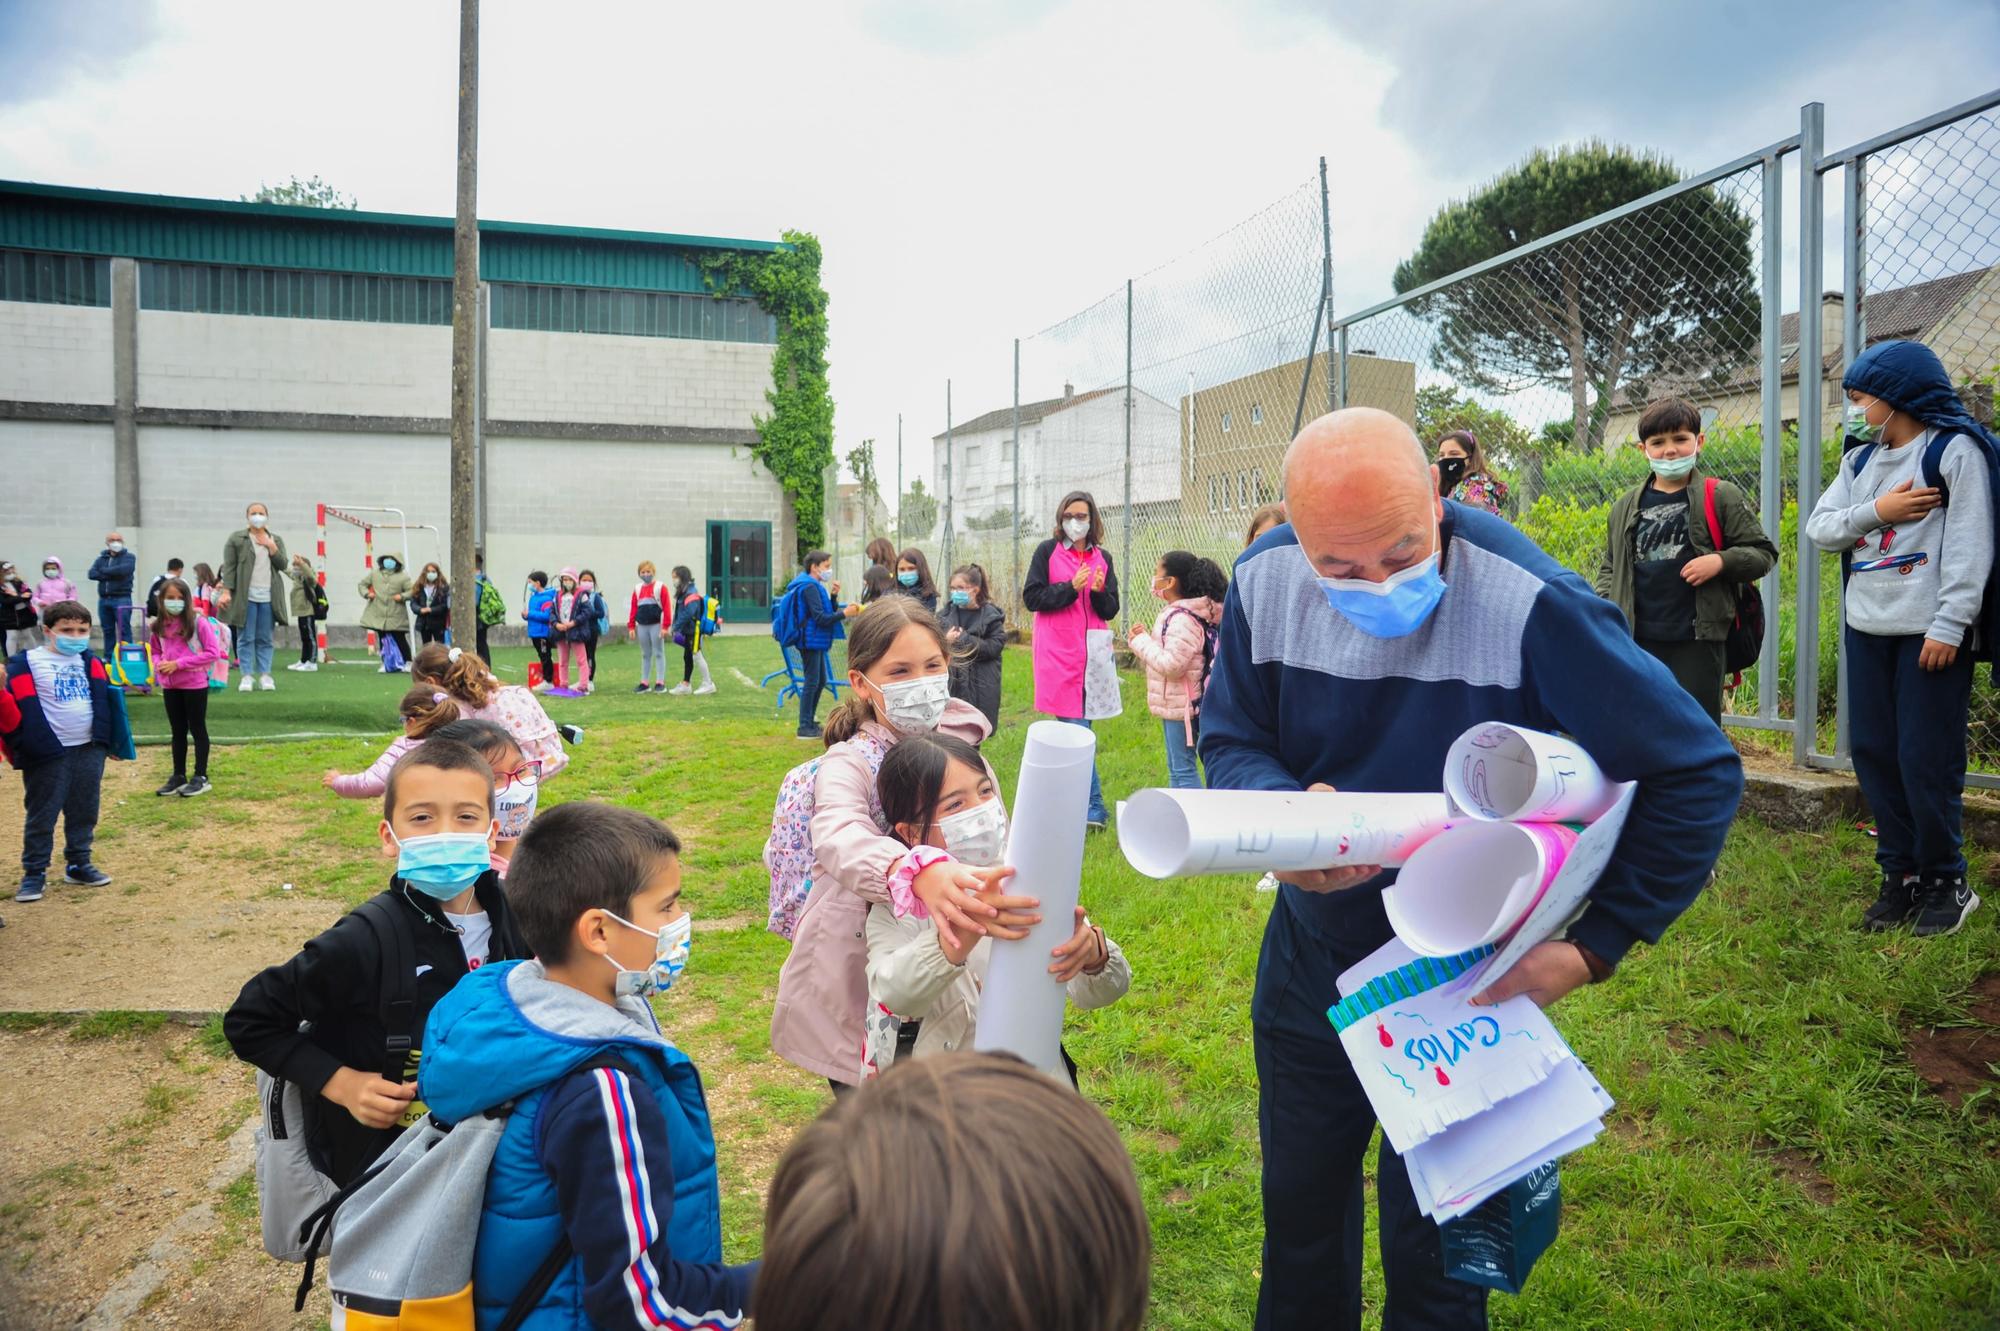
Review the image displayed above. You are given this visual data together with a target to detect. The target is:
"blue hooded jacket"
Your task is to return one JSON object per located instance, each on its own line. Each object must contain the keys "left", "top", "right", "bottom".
{"left": 524, "top": 586, "right": 557, "bottom": 641}
{"left": 1843, "top": 339, "right": 2000, "bottom": 657}
{"left": 421, "top": 960, "right": 753, "bottom": 1330}
{"left": 781, "top": 570, "right": 846, "bottom": 650}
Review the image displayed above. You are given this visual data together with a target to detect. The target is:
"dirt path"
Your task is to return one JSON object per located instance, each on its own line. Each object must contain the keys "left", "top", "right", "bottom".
{"left": 0, "top": 762, "right": 346, "bottom": 1012}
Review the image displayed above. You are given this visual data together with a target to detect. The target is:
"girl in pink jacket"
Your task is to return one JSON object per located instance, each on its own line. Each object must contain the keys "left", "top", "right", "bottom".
{"left": 149, "top": 580, "right": 223, "bottom": 797}
{"left": 411, "top": 642, "right": 569, "bottom": 779}
{"left": 770, "top": 598, "right": 1041, "bottom": 1093}
{"left": 1126, "top": 551, "right": 1228, "bottom": 789}
{"left": 321, "top": 685, "right": 460, "bottom": 798}
{"left": 31, "top": 556, "right": 77, "bottom": 621}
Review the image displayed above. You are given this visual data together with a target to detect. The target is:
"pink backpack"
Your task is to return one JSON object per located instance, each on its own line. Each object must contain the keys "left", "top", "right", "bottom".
{"left": 764, "top": 730, "right": 891, "bottom": 940}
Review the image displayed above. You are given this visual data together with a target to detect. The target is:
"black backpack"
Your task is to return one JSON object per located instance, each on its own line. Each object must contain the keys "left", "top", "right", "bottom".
{"left": 1697, "top": 478, "right": 1767, "bottom": 686}
{"left": 1162, "top": 606, "right": 1219, "bottom": 720}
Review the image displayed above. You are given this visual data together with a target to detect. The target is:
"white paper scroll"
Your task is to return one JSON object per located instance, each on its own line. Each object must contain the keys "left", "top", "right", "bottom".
{"left": 1383, "top": 821, "right": 1581, "bottom": 957}
{"left": 973, "top": 720, "right": 1097, "bottom": 1077}
{"left": 1118, "top": 788, "right": 1455, "bottom": 879}
{"left": 1444, "top": 722, "right": 1619, "bottom": 824}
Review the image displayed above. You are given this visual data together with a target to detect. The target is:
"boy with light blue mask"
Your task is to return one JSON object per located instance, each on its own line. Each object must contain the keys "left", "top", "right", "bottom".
{"left": 224, "top": 739, "right": 531, "bottom": 1188}
{"left": 1594, "top": 397, "right": 1776, "bottom": 724}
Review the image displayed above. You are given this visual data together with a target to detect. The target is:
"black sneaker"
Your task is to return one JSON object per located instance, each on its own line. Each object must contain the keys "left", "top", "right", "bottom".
{"left": 1861, "top": 874, "right": 1920, "bottom": 932}
{"left": 15, "top": 875, "right": 44, "bottom": 903}
{"left": 1911, "top": 874, "right": 1981, "bottom": 938}
{"left": 178, "top": 775, "right": 213, "bottom": 798}
{"left": 797, "top": 725, "right": 823, "bottom": 741}
{"left": 156, "top": 776, "right": 188, "bottom": 797}
{"left": 64, "top": 863, "right": 112, "bottom": 887}
{"left": 634, "top": 683, "right": 651, "bottom": 693}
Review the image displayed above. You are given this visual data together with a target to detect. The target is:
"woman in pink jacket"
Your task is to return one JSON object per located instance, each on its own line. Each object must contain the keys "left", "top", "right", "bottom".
{"left": 1020, "top": 491, "right": 1120, "bottom": 829}
{"left": 149, "top": 579, "right": 222, "bottom": 797}
{"left": 1126, "top": 551, "right": 1228, "bottom": 789}
{"left": 770, "top": 598, "right": 1040, "bottom": 1095}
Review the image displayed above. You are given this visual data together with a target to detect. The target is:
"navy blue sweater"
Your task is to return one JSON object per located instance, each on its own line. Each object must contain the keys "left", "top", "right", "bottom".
{"left": 1199, "top": 504, "right": 1741, "bottom": 966}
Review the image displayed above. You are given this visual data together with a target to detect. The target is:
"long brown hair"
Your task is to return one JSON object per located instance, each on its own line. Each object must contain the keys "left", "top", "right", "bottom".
{"left": 865, "top": 536, "right": 898, "bottom": 569}
{"left": 150, "top": 577, "right": 197, "bottom": 640}
{"left": 399, "top": 684, "right": 462, "bottom": 739}
{"left": 1244, "top": 502, "right": 1287, "bottom": 547}
{"left": 419, "top": 560, "right": 448, "bottom": 591}
{"left": 895, "top": 546, "right": 937, "bottom": 600}
{"left": 412, "top": 642, "right": 498, "bottom": 709}
{"left": 1051, "top": 490, "right": 1103, "bottom": 547}
{"left": 821, "top": 597, "right": 949, "bottom": 747}
{"left": 1433, "top": 429, "right": 1491, "bottom": 478}
{"left": 756, "top": 1052, "right": 1152, "bottom": 1331}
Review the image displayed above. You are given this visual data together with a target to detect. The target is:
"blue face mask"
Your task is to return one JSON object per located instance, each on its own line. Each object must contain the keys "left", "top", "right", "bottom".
{"left": 1307, "top": 532, "right": 1447, "bottom": 639}
{"left": 949, "top": 589, "right": 972, "bottom": 607}
{"left": 898, "top": 570, "right": 919, "bottom": 587}
{"left": 391, "top": 830, "right": 491, "bottom": 900}
{"left": 53, "top": 634, "right": 91, "bottom": 656}
{"left": 1648, "top": 452, "right": 1699, "bottom": 479}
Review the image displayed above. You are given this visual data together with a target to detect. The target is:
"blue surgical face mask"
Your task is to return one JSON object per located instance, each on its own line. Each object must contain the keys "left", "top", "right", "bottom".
{"left": 949, "top": 589, "right": 972, "bottom": 607}
{"left": 390, "top": 829, "right": 492, "bottom": 900}
{"left": 898, "top": 570, "right": 919, "bottom": 587}
{"left": 1648, "top": 451, "right": 1699, "bottom": 479}
{"left": 1306, "top": 529, "right": 1447, "bottom": 639}
{"left": 53, "top": 634, "right": 91, "bottom": 656}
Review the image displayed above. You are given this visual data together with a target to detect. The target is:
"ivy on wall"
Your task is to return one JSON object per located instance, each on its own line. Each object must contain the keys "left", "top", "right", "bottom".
{"left": 698, "top": 232, "right": 834, "bottom": 557}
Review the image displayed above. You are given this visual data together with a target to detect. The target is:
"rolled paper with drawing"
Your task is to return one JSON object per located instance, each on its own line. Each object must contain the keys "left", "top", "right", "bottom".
{"left": 1383, "top": 821, "right": 1580, "bottom": 957}
{"left": 1117, "top": 788, "right": 1455, "bottom": 879}
{"left": 973, "top": 720, "right": 1097, "bottom": 1077}
{"left": 1444, "top": 723, "right": 1618, "bottom": 824}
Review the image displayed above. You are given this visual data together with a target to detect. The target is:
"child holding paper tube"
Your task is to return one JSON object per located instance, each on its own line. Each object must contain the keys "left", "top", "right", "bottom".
{"left": 770, "top": 599, "right": 1044, "bottom": 1095}
{"left": 865, "top": 733, "right": 1129, "bottom": 1082}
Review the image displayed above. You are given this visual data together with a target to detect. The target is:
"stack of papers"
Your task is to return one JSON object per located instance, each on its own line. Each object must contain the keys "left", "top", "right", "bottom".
{"left": 1333, "top": 939, "right": 1614, "bottom": 1224}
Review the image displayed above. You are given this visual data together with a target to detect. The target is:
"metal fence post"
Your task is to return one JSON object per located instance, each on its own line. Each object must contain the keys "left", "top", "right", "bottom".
{"left": 1336, "top": 324, "right": 1349, "bottom": 411}
{"left": 895, "top": 413, "right": 903, "bottom": 545}
{"left": 1757, "top": 149, "right": 1784, "bottom": 722}
{"left": 1794, "top": 102, "right": 1826, "bottom": 768}
{"left": 1320, "top": 155, "right": 1336, "bottom": 415}
{"left": 944, "top": 380, "right": 954, "bottom": 575}
{"left": 1124, "top": 277, "right": 1133, "bottom": 598}
{"left": 1011, "top": 338, "right": 1022, "bottom": 624}
{"left": 1835, "top": 155, "right": 1866, "bottom": 760}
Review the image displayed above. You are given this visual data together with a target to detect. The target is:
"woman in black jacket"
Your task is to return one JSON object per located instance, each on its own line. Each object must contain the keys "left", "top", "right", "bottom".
{"left": 413, "top": 562, "right": 451, "bottom": 646}
{"left": 941, "top": 562, "right": 1007, "bottom": 730}
{"left": 893, "top": 546, "right": 940, "bottom": 613}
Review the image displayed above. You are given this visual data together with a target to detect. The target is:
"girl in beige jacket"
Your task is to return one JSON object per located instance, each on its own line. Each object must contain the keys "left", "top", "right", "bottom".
{"left": 863, "top": 732, "right": 1129, "bottom": 1084}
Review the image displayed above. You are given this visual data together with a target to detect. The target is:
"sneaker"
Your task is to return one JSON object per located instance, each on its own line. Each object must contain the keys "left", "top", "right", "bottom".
{"left": 1086, "top": 816, "right": 1108, "bottom": 832}
{"left": 652, "top": 683, "right": 668, "bottom": 694}
{"left": 634, "top": 683, "right": 652, "bottom": 694}
{"left": 669, "top": 683, "right": 692, "bottom": 696}
{"left": 797, "top": 725, "right": 823, "bottom": 741}
{"left": 1255, "top": 873, "right": 1280, "bottom": 893}
{"left": 239, "top": 675, "right": 255, "bottom": 691}
{"left": 693, "top": 682, "right": 717, "bottom": 696}
{"left": 15, "top": 875, "right": 44, "bottom": 903}
{"left": 156, "top": 776, "right": 188, "bottom": 797}
{"left": 1911, "top": 875, "right": 1981, "bottom": 938}
{"left": 177, "top": 775, "right": 212, "bottom": 798}
{"left": 259, "top": 674, "right": 276, "bottom": 690}
{"left": 299, "top": 661, "right": 318, "bottom": 672}
{"left": 286, "top": 661, "right": 306, "bottom": 671}
{"left": 64, "top": 864, "right": 112, "bottom": 887}
{"left": 1861, "top": 874, "right": 1920, "bottom": 932}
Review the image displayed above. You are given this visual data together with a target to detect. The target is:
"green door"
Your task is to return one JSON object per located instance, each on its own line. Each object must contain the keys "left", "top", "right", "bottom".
{"left": 707, "top": 520, "right": 773, "bottom": 625}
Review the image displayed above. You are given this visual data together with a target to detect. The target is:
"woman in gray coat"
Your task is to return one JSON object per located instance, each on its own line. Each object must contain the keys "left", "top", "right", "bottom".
{"left": 215, "top": 501, "right": 289, "bottom": 692}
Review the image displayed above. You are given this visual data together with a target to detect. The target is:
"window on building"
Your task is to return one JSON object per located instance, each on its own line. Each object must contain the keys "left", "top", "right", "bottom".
{"left": 1208, "top": 476, "right": 1223, "bottom": 513}
{"left": 1238, "top": 471, "right": 1250, "bottom": 508}
{"left": 1251, "top": 404, "right": 1263, "bottom": 425}
{"left": 140, "top": 260, "right": 452, "bottom": 325}
{"left": 1221, "top": 410, "right": 1232, "bottom": 433}
{"left": 1252, "top": 467, "right": 1267, "bottom": 503}
{"left": 489, "top": 284, "right": 776, "bottom": 343}
{"left": 0, "top": 249, "right": 111, "bottom": 307}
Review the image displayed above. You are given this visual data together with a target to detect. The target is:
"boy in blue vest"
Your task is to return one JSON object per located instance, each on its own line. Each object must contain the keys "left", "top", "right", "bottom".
{"left": 3, "top": 600, "right": 119, "bottom": 902}
{"left": 1807, "top": 339, "right": 1997, "bottom": 937}
{"left": 420, "top": 801, "right": 756, "bottom": 1329}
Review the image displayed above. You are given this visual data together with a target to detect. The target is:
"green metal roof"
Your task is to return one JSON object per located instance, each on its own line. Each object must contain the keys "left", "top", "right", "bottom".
{"left": 0, "top": 180, "right": 784, "bottom": 295}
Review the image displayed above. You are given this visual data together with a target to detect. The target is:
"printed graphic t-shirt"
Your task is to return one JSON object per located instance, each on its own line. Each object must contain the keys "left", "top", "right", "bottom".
{"left": 27, "top": 646, "right": 94, "bottom": 746}
{"left": 1632, "top": 483, "right": 1697, "bottom": 641}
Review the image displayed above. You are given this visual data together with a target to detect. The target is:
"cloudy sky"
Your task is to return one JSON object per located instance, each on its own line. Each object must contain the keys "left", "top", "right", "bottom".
{"left": 2, "top": 0, "right": 1996, "bottom": 486}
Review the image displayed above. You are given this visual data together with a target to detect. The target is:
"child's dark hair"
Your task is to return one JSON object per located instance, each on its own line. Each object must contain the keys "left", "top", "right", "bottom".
{"left": 41, "top": 599, "right": 90, "bottom": 629}
{"left": 150, "top": 578, "right": 196, "bottom": 641}
{"left": 506, "top": 803, "right": 683, "bottom": 963}
{"left": 895, "top": 547, "right": 937, "bottom": 599}
{"left": 431, "top": 717, "right": 522, "bottom": 767}
{"left": 1433, "top": 429, "right": 1492, "bottom": 477}
{"left": 528, "top": 569, "right": 548, "bottom": 587}
{"left": 1158, "top": 550, "right": 1228, "bottom": 602}
{"left": 193, "top": 562, "right": 217, "bottom": 590}
{"left": 861, "top": 565, "right": 896, "bottom": 600}
{"left": 167, "top": 557, "right": 184, "bottom": 572}
{"left": 382, "top": 737, "right": 494, "bottom": 821}
{"left": 803, "top": 549, "right": 832, "bottom": 572}
{"left": 1637, "top": 398, "right": 1703, "bottom": 441}
{"left": 412, "top": 643, "right": 498, "bottom": 709}
{"left": 823, "top": 598, "right": 950, "bottom": 747}
{"left": 398, "top": 684, "right": 462, "bottom": 739}
{"left": 757, "top": 1051, "right": 1152, "bottom": 1331}
{"left": 949, "top": 563, "right": 989, "bottom": 605}
{"left": 672, "top": 565, "right": 694, "bottom": 589}
{"left": 876, "top": 732, "right": 987, "bottom": 846}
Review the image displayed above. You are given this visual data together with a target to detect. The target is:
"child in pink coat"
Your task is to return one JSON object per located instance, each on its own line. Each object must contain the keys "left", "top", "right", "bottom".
{"left": 1126, "top": 551, "right": 1228, "bottom": 789}
{"left": 149, "top": 579, "right": 223, "bottom": 796}
{"left": 321, "top": 686, "right": 461, "bottom": 799}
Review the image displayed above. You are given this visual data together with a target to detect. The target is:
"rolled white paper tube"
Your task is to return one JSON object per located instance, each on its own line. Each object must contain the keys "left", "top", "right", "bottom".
{"left": 1382, "top": 821, "right": 1579, "bottom": 956}
{"left": 1117, "top": 787, "right": 1454, "bottom": 879}
{"left": 1444, "top": 722, "right": 1618, "bottom": 823}
{"left": 973, "top": 720, "right": 1098, "bottom": 1076}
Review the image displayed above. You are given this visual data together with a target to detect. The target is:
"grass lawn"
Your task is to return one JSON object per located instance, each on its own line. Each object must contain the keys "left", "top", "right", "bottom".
{"left": 86, "top": 634, "right": 2000, "bottom": 1327}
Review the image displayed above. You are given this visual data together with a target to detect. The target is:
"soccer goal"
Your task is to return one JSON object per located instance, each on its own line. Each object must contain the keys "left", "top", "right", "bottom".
{"left": 314, "top": 503, "right": 445, "bottom": 664}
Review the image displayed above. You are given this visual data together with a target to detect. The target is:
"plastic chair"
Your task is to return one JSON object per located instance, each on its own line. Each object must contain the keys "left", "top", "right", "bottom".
{"left": 763, "top": 601, "right": 844, "bottom": 713}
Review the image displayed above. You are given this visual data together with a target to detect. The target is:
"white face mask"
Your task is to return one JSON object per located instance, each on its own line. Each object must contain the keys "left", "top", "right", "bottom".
{"left": 937, "top": 796, "right": 1008, "bottom": 865}
{"left": 605, "top": 911, "right": 693, "bottom": 997}
{"left": 1063, "top": 517, "right": 1091, "bottom": 544}
{"left": 872, "top": 672, "right": 950, "bottom": 733}
{"left": 494, "top": 780, "right": 538, "bottom": 840}
{"left": 162, "top": 599, "right": 187, "bottom": 615}
{"left": 248, "top": 514, "right": 267, "bottom": 528}
{"left": 108, "top": 541, "right": 124, "bottom": 553}
{"left": 426, "top": 570, "right": 438, "bottom": 582}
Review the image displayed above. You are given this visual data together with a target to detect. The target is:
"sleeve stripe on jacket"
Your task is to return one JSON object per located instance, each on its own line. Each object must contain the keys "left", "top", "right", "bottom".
{"left": 594, "top": 1067, "right": 744, "bottom": 1330}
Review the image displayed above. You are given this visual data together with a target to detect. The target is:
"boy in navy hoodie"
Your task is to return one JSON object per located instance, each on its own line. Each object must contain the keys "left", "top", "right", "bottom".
{"left": 1807, "top": 339, "right": 1997, "bottom": 936}
{"left": 780, "top": 551, "right": 847, "bottom": 740}
{"left": 420, "top": 801, "right": 755, "bottom": 1329}
{"left": 2, "top": 601, "right": 120, "bottom": 903}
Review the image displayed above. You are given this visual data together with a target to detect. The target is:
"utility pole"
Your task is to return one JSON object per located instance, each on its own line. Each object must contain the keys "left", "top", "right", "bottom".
{"left": 944, "top": 380, "right": 954, "bottom": 573}
{"left": 447, "top": 0, "right": 480, "bottom": 629}
{"left": 896, "top": 413, "right": 904, "bottom": 544}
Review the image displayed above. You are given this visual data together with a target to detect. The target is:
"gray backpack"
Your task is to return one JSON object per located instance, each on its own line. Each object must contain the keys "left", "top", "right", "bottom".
{"left": 255, "top": 898, "right": 417, "bottom": 1263}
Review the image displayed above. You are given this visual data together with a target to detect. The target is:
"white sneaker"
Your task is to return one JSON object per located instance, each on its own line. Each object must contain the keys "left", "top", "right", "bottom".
{"left": 1255, "top": 873, "right": 1279, "bottom": 893}
{"left": 299, "top": 661, "right": 318, "bottom": 672}
{"left": 285, "top": 662, "right": 305, "bottom": 671}
{"left": 238, "top": 676, "right": 253, "bottom": 692}
{"left": 693, "top": 682, "right": 716, "bottom": 695}
{"left": 259, "top": 675, "right": 276, "bottom": 691}
{"left": 669, "top": 683, "right": 692, "bottom": 696}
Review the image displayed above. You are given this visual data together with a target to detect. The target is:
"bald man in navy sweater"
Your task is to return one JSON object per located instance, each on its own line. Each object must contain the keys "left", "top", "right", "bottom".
{"left": 1201, "top": 408, "right": 1741, "bottom": 1331}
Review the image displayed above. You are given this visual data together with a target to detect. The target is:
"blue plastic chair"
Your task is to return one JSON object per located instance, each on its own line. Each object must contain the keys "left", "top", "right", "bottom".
{"left": 762, "top": 603, "right": 843, "bottom": 713}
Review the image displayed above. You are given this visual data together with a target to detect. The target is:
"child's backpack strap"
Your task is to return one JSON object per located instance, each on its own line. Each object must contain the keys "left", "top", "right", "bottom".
{"left": 1700, "top": 476, "right": 1725, "bottom": 552}
{"left": 1848, "top": 441, "right": 1879, "bottom": 478}
{"left": 1920, "top": 429, "right": 1958, "bottom": 501}
{"left": 354, "top": 897, "right": 418, "bottom": 1084}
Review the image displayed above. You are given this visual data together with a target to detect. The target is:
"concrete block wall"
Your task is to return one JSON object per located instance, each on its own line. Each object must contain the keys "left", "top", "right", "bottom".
{"left": 136, "top": 311, "right": 451, "bottom": 418}
{"left": 0, "top": 302, "right": 114, "bottom": 405}
{"left": 486, "top": 329, "right": 770, "bottom": 430}
{"left": 0, "top": 420, "right": 118, "bottom": 594}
